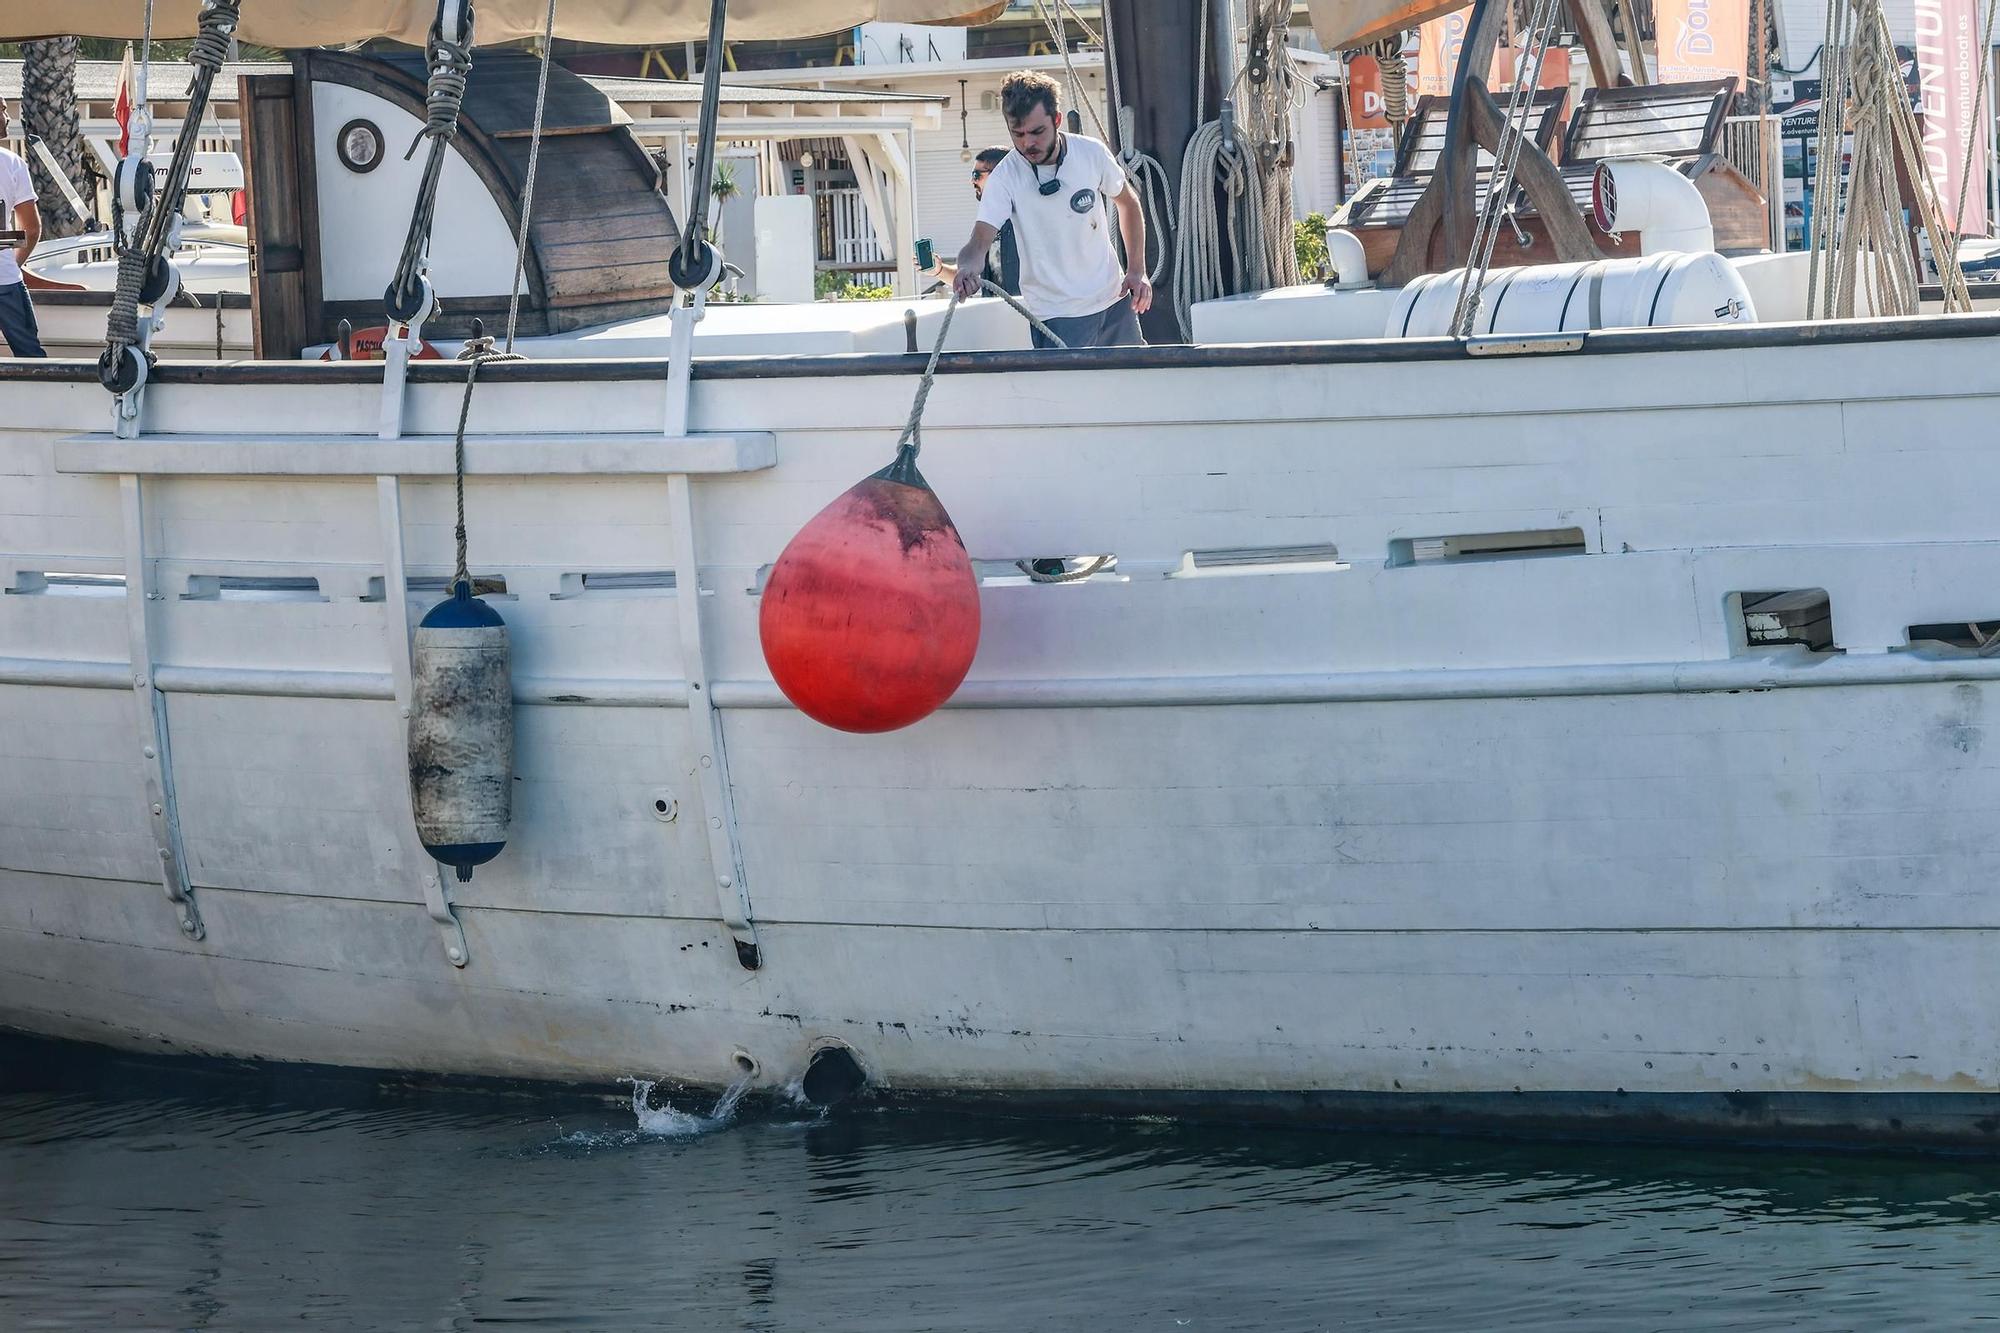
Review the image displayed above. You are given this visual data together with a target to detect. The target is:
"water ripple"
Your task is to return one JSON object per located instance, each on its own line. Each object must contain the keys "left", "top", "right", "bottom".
{"left": 2, "top": 1061, "right": 2000, "bottom": 1330}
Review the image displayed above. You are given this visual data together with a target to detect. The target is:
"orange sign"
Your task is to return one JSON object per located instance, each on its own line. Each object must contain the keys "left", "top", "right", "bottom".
{"left": 1416, "top": 8, "right": 1471, "bottom": 96}
{"left": 1347, "top": 54, "right": 1390, "bottom": 128}
{"left": 1420, "top": 9, "right": 1573, "bottom": 95}
{"left": 1654, "top": 0, "right": 1750, "bottom": 87}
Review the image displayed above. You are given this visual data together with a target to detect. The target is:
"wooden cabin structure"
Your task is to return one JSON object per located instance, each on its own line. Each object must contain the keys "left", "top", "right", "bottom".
{"left": 1333, "top": 0, "right": 1769, "bottom": 281}
{"left": 243, "top": 49, "right": 684, "bottom": 356}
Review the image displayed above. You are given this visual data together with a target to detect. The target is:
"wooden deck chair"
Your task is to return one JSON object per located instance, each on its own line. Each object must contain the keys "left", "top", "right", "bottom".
{"left": 1558, "top": 79, "right": 1769, "bottom": 253}
{"left": 1335, "top": 90, "right": 1568, "bottom": 279}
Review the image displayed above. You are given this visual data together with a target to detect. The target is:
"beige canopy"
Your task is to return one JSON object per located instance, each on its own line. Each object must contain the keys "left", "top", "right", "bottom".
{"left": 1304, "top": 0, "right": 1467, "bottom": 51}
{"left": 0, "top": 1, "right": 1010, "bottom": 46}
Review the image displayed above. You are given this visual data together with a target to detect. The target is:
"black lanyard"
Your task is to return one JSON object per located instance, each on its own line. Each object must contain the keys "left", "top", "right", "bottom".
{"left": 1030, "top": 133, "right": 1069, "bottom": 197}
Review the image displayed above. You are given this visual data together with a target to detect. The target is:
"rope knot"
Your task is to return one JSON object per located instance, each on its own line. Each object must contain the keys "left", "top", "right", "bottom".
{"left": 406, "top": 36, "right": 473, "bottom": 160}
{"left": 187, "top": 1, "right": 239, "bottom": 76}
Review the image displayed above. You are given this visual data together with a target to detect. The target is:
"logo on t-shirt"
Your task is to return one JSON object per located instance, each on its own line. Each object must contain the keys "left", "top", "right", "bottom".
{"left": 1068, "top": 187, "right": 1097, "bottom": 215}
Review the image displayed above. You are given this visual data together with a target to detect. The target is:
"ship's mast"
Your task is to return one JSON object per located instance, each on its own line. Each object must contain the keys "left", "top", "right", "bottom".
{"left": 1105, "top": 0, "right": 1220, "bottom": 342}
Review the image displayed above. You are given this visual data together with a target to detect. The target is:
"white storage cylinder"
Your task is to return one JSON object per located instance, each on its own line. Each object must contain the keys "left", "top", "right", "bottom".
{"left": 1388, "top": 252, "right": 1758, "bottom": 339}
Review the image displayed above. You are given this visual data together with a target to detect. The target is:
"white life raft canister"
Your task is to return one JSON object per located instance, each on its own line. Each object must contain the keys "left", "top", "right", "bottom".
{"left": 1389, "top": 252, "right": 1757, "bottom": 339}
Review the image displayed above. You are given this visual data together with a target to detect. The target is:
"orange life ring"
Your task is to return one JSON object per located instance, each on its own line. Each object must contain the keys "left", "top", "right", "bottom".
{"left": 321, "top": 326, "right": 445, "bottom": 361}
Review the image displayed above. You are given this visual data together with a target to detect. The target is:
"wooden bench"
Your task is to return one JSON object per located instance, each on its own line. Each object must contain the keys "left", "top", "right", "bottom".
{"left": 1336, "top": 91, "right": 1569, "bottom": 276}
{"left": 1354, "top": 78, "right": 1766, "bottom": 279}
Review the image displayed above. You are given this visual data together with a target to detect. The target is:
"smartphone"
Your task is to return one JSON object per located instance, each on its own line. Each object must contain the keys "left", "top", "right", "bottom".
{"left": 915, "top": 238, "right": 935, "bottom": 269}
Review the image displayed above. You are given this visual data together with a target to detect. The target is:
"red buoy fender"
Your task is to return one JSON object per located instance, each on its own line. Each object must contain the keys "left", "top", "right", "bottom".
{"left": 759, "top": 451, "right": 980, "bottom": 733}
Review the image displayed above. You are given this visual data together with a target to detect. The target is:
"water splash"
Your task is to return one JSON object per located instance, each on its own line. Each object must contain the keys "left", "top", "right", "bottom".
{"left": 539, "top": 1076, "right": 755, "bottom": 1153}
{"left": 628, "top": 1075, "right": 751, "bottom": 1139}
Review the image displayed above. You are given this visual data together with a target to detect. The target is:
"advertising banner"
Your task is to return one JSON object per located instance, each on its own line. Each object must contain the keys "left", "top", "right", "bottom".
{"left": 1348, "top": 53, "right": 1391, "bottom": 128}
{"left": 1654, "top": 0, "right": 1750, "bottom": 87}
{"left": 1915, "top": 0, "right": 1991, "bottom": 234}
{"left": 1416, "top": 7, "right": 1471, "bottom": 96}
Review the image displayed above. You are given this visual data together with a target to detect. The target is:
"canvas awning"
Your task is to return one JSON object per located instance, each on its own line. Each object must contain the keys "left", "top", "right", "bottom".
{"left": 1304, "top": 0, "right": 1467, "bottom": 51}
{"left": 0, "top": 1, "right": 1010, "bottom": 46}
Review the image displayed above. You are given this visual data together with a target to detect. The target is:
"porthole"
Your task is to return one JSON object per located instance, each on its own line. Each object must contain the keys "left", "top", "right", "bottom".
{"left": 336, "top": 118, "right": 385, "bottom": 174}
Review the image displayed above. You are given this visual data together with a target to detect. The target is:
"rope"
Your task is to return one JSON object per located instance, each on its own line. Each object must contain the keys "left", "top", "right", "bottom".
{"left": 451, "top": 1, "right": 561, "bottom": 590}
{"left": 449, "top": 341, "right": 527, "bottom": 590}
{"left": 386, "top": 19, "right": 475, "bottom": 323}
{"left": 140, "top": 0, "right": 155, "bottom": 98}
{"left": 1450, "top": 0, "right": 1562, "bottom": 336}
{"left": 1117, "top": 105, "right": 1177, "bottom": 282}
{"left": 1173, "top": 0, "right": 1304, "bottom": 337}
{"left": 101, "top": 0, "right": 239, "bottom": 391}
{"left": 1806, "top": 0, "right": 1967, "bottom": 318}
{"left": 889, "top": 282, "right": 1085, "bottom": 583}
{"left": 504, "top": 0, "right": 561, "bottom": 352}
{"left": 896, "top": 280, "right": 1066, "bottom": 461}
{"left": 1375, "top": 37, "right": 1409, "bottom": 130}
{"left": 1017, "top": 554, "right": 1114, "bottom": 583}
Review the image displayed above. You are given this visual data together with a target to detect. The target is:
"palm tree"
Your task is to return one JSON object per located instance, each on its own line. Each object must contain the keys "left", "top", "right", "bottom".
{"left": 19, "top": 37, "right": 88, "bottom": 237}
{"left": 708, "top": 159, "right": 740, "bottom": 247}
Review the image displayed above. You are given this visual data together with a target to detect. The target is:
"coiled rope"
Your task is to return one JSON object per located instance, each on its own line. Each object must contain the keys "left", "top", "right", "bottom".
{"left": 1173, "top": 0, "right": 1304, "bottom": 338}
{"left": 1375, "top": 36, "right": 1409, "bottom": 130}
{"left": 385, "top": 18, "right": 475, "bottom": 322}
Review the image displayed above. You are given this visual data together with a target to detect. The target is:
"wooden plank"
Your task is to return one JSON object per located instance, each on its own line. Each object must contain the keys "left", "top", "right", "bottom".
{"left": 241, "top": 73, "right": 307, "bottom": 359}
{"left": 527, "top": 210, "right": 679, "bottom": 247}
{"left": 537, "top": 236, "right": 679, "bottom": 272}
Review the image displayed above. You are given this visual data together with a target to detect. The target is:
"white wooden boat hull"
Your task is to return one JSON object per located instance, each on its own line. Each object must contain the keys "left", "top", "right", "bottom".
{"left": 4, "top": 317, "right": 2000, "bottom": 1145}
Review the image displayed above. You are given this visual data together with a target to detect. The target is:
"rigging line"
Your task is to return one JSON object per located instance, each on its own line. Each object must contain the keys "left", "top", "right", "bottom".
{"left": 504, "top": 0, "right": 561, "bottom": 352}
{"left": 139, "top": 0, "right": 155, "bottom": 113}
{"left": 1451, "top": 0, "right": 1562, "bottom": 337}
{"left": 679, "top": 0, "right": 730, "bottom": 269}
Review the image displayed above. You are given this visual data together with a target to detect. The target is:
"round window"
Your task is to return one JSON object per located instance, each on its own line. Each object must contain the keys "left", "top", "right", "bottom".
{"left": 337, "top": 119, "right": 385, "bottom": 174}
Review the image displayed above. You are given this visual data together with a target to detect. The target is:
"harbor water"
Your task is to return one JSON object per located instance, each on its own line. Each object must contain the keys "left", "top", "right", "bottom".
{"left": 4, "top": 1041, "right": 2000, "bottom": 1330}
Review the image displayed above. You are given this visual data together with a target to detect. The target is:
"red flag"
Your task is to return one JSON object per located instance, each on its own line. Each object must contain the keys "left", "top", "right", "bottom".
{"left": 113, "top": 43, "right": 135, "bottom": 157}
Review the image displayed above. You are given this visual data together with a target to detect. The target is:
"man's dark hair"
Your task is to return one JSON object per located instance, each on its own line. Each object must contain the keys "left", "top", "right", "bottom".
{"left": 974, "top": 146, "right": 1008, "bottom": 168}
{"left": 1000, "top": 71, "right": 1060, "bottom": 124}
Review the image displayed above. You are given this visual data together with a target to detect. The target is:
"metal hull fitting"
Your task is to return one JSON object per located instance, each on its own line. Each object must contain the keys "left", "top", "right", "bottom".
{"left": 5, "top": 317, "right": 2000, "bottom": 1147}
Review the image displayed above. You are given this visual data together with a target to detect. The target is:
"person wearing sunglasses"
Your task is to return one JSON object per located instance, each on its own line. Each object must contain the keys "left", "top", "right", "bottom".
{"left": 950, "top": 71, "right": 1149, "bottom": 348}
{"left": 930, "top": 147, "right": 1020, "bottom": 297}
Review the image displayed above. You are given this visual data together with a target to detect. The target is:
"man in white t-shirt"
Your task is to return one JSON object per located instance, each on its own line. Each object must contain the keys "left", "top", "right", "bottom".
{"left": 951, "top": 71, "right": 1149, "bottom": 348}
{"left": 0, "top": 98, "right": 46, "bottom": 358}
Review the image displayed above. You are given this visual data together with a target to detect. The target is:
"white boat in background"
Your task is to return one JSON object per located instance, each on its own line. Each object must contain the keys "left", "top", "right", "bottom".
{"left": 5, "top": 0, "right": 2000, "bottom": 1150}
{"left": 29, "top": 221, "right": 250, "bottom": 297}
